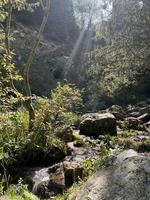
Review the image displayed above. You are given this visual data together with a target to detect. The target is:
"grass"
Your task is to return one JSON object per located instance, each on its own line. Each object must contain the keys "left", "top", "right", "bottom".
{"left": 53, "top": 182, "right": 83, "bottom": 200}
{"left": 0, "top": 179, "right": 39, "bottom": 200}
{"left": 0, "top": 110, "right": 29, "bottom": 145}
{"left": 3, "top": 186, "right": 39, "bottom": 200}
{"left": 120, "top": 129, "right": 142, "bottom": 138}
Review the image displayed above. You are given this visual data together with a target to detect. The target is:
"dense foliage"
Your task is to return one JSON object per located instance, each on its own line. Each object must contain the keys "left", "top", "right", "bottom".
{"left": 0, "top": 0, "right": 150, "bottom": 199}
{"left": 86, "top": 0, "right": 150, "bottom": 106}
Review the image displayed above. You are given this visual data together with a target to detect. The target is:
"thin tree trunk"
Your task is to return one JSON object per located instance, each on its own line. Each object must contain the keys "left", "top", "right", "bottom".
{"left": 23, "top": 0, "right": 51, "bottom": 132}
{"left": 4, "top": 0, "right": 16, "bottom": 90}
{"left": 5, "top": 0, "right": 12, "bottom": 54}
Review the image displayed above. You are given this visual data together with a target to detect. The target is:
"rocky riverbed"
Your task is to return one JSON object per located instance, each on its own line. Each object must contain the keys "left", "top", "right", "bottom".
{"left": 10, "top": 100, "right": 150, "bottom": 199}
{"left": 12, "top": 134, "right": 100, "bottom": 199}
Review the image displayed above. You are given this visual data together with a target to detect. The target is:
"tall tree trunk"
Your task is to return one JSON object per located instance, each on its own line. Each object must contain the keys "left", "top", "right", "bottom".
{"left": 4, "top": 0, "right": 16, "bottom": 90}
{"left": 23, "top": 0, "right": 51, "bottom": 132}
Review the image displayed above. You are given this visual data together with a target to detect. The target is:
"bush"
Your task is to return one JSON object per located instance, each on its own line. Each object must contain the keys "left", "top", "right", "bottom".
{"left": 34, "top": 83, "right": 83, "bottom": 145}
{"left": 0, "top": 110, "right": 29, "bottom": 168}
{"left": 0, "top": 110, "right": 29, "bottom": 145}
{"left": 50, "top": 83, "right": 83, "bottom": 112}
{"left": 0, "top": 84, "right": 83, "bottom": 176}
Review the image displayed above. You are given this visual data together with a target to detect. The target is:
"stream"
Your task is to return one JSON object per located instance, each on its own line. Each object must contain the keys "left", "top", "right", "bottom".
{"left": 12, "top": 137, "right": 100, "bottom": 199}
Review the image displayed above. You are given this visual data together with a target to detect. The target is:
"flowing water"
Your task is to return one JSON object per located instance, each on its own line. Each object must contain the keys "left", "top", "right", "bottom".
{"left": 31, "top": 167, "right": 50, "bottom": 194}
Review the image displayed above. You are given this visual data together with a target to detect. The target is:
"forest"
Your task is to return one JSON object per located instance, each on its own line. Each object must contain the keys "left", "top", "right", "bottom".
{"left": 0, "top": 0, "right": 150, "bottom": 199}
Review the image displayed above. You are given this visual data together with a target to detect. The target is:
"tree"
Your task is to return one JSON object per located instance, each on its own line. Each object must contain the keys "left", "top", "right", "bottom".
{"left": 86, "top": 0, "right": 150, "bottom": 105}
{"left": 0, "top": 0, "right": 24, "bottom": 110}
{"left": 0, "top": 0, "right": 51, "bottom": 133}
{"left": 23, "top": 0, "right": 51, "bottom": 132}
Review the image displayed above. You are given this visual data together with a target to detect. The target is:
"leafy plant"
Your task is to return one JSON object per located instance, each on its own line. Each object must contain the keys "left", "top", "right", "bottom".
{"left": 3, "top": 178, "right": 39, "bottom": 200}
{"left": 34, "top": 84, "right": 83, "bottom": 145}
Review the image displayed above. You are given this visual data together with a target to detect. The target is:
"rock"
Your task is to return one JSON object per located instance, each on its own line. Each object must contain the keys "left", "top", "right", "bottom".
{"left": 138, "top": 113, "right": 150, "bottom": 123}
{"left": 35, "top": 180, "right": 50, "bottom": 198}
{"left": 145, "top": 121, "right": 150, "bottom": 127}
{"left": 11, "top": 136, "right": 101, "bottom": 199}
{"left": 20, "top": 32, "right": 25, "bottom": 38}
{"left": 48, "top": 160, "right": 84, "bottom": 190}
{"left": 63, "top": 161, "right": 84, "bottom": 187}
{"left": 79, "top": 113, "right": 117, "bottom": 137}
{"left": 13, "top": 143, "right": 67, "bottom": 167}
{"left": 55, "top": 126, "right": 75, "bottom": 142}
{"left": 111, "top": 111, "right": 125, "bottom": 120}
{"left": 129, "top": 111, "right": 141, "bottom": 118}
{"left": 21, "top": 167, "right": 51, "bottom": 198}
{"left": 116, "top": 149, "right": 138, "bottom": 163}
{"left": 124, "top": 132, "right": 150, "bottom": 152}
{"left": 49, "top": 163, "right": 65, "bottom": 191}
{"left": 125, "top": 117, "right": 141, "bottom": 130}
{"left": 108, "top": 105, "right": 123, "bottom": 112}
{"left": 46, "top": 146, "right": 67, "bottom": 164}
{"left": 138, "top": 106, "right": 150, "bottom": 115}
{"left": 136, "top": 101, "right": 148, "bottom": 107}
{"left": 75, "top": 150, "right": 150, "bottom": 200}
{"left": 47, "top": 140, "right": 99, "bottom": 192}
{"left": 108, "top": 105, "right": 126, "bottom": 120}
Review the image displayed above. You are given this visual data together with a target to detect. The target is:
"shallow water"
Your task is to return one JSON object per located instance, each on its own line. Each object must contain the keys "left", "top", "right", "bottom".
{"left": 32, "top": 167, "right": 50, "bottom": 194}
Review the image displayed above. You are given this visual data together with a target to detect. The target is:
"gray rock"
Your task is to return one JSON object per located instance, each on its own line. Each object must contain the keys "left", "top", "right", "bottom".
{"left": 75, "top": 150, "right": 150, "bottom": 200}
{"left": 145, "top": 121, "right": 150, "bottom": 126}
{"left": 108, "top": 105, "right": 126, "bottom": 120}
{"left": 129, "top": 111, "right": 141, "bottom": 118}
{"left": 138, "top": 113, "right": 150, "bottom": 123}
{"left": 79, "top": 113, "right": 117, "bottom": 137}
{"left": 138, "top": 106, "right": 150, "bottom": 115}
{"left": 125, "top": 117, "right": 141, "bottom": 130}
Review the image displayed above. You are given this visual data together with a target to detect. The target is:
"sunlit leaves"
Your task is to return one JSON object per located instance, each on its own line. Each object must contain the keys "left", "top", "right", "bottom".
{"left": 0, "top": 0, "right": 31, "bottom": 110}
{"left": 87, "top": 0, "right": 150, "bottom": 101}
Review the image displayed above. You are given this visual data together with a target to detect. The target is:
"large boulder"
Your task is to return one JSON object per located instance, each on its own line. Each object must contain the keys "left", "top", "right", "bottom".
{"left": 75, "top": 150, "right": 150, "bottom": 200}
{"left": 79, "top": 113, "right": 117, "bottom": 137}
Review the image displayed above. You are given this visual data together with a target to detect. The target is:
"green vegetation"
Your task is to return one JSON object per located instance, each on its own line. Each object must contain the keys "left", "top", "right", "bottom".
{"left": 135, "top": 139, "right": 150, "bottom": 152}
{"left": 2, "top": 179, "right": 39, "bottom": 200}
{"left": 0, "top": 82, "right": 83, "bottom": 197}
{"left": 0, "top": 82, "right": 82, "bottom": 162}
{"left": 86, "top": 0, "right": 150, "bottom": 106}
{"left": 54, "top": 142, "right": 122, "bottom": 200}
{"left": 53, "top": 182, "right": 83, "bottom": 200}
{"left": 0, "top": 0, "right": 150, "bottom": 199}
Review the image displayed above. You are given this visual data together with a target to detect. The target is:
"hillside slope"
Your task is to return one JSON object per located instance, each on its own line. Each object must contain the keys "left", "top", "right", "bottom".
{"left": 12, "top": 0, "right": 78, "bottom": 95}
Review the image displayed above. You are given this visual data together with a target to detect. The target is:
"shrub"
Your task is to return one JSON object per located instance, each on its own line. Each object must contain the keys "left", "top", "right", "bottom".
{"left": 50, "top": 83, "right": 83, "bottom": 113}
{"left": 0, "top": 110, "right": 29, "bottom": 168}
{"left": 0, "top": 110, "right": 28, "bottom": 145}
{"left": 34, "top": 83, "right": 83, "bottom": 146}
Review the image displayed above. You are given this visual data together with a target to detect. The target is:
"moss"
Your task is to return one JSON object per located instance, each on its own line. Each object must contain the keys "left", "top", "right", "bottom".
{"left": 73, "top": 131, "right": 86, "bottom": 147}
{"left": 72, "top": 131, "right": 81, "bottom": 140}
